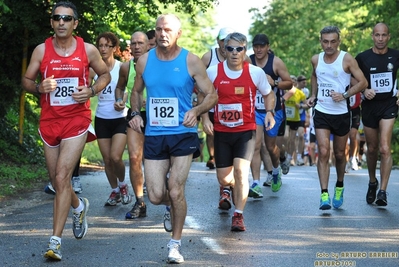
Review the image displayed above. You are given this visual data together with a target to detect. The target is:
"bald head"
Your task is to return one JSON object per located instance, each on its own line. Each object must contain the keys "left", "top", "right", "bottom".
{"left": 373, "top": 23, "right": 389, "bottom": 35}
{"left": 130, "top": 31, "right": 149, "bottom": 60}
{"left": 131, "top": 31, "right": 148, "bottom": 42}
{"left": 371, "top": 22, "right": 390, "bottom": 52}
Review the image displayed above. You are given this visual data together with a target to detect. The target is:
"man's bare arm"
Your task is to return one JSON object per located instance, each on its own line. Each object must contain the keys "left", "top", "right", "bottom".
{"left": 273, "top": 57, "right": 293, "bottom": 90}
{"left": 22, "top": 44, "right": 46, "bottom": 93}
{"left": 188, "top": 53, "right": 218, "bottom": 116}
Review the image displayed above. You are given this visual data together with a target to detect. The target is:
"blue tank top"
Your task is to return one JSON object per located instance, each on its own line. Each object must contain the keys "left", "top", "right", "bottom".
{"left": 250, "top": 53, "right": 282, "bottom": 111}
{"left": 142, "top": 48, "right": 196, "bottom": 136}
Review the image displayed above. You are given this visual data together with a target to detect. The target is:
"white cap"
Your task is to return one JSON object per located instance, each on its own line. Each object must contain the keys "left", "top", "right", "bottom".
{"left": 217, "top": 27, "right": 235, "bottom": 40}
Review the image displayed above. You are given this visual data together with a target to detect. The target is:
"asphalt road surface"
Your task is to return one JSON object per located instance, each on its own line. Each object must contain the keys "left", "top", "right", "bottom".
{"left": 1, "top": 163, "right": 399, "bottom": 266}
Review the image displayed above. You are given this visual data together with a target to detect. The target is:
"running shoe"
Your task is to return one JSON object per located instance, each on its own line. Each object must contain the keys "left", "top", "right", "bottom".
{"left": 376, "top": 190, "right": 388, "bottom": 206}
{"left": 125, "top": 201, "right": 147, "bottom": 219}
{"left": 167, "top": 243, "right": 184, "bottom": 264}
{"left": 345, "top": 161, "right": 351, "bottom": 173}
{"left": 366, "top": 180, "right": 379, "bottom": 204}
{"left": 44, "top": 238, "right": 62, "bottom": 260}
{"left": 319, "top": 192, "right": 331, "bottom": 210}
{"left": 119, "top": 184, "right": 132, "bottom": 205}
{"left": 248, "top": 182, "right": 263, "bottom": 198}
{"left": 263, "top": 173, "right": 273, "bottom": 187}
{"left": 72, "top": 197, "right": 89, "bottom": 239}
{"left": 271, "top": 168, "right": 282, "bottom": 192}
{"left": 206, "top": 158, "right": 215, "bottom": 169}
{"left": 72, "top": 176, "right": 82, "bottom": 194}
{"left": 104, "top": 191, "right": 121, "bottom": 206}
{"left": 332, "top": 187, "right": 344, "bottom": 209}
{"left": 280, "top": 156, "right": 291, "bottom": 175}
{"left": 350, "top": 157, "right": 359, "bottom": 171}
{"left": 231, "top": 212, "right": 246, "bottom": 231}
{"left": 218, "top": 191, "right": 232, "bottom": 210}
{"left": 163, "top": 206, "right": 172, "bottom": 232}
{"left": 296, "top": 157, "right": 305, "bottom": 166}
{"left": 44, "top": 182, "right": 56, "bottom": 195}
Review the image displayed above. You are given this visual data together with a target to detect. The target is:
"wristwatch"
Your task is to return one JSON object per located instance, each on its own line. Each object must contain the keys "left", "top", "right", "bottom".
{"left": 342, "top": 91, "right": 350, "bottom": 99}
{"left": 130, "top": 111, "right": 141, "bottom": 118}
{"left": 266, "top": 109, "right": 275, "bottom": 116}
{"left": 274, "top": 80, "right": 279, "bottom": 87}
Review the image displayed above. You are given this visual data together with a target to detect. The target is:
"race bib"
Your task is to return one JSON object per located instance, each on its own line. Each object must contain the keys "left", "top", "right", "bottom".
{"left": 255, "top": 90, "right": 265, "bottom": 110}
{"left": 285, "top": 106, "right": 295, "bottom": 119}
{"left": 317, "top": 82, "right": 334, "bottom": 104}
{"left": 149, "top": 97, "right": 179, "bottom": 127}
{"left": 370, "top": 72, "right": 392, "bottom": 93}
{"left": 50, "top": 77, "right": 79, "bottom": 106}
{"left": 217, "top": 103, "right": 243, "bottom": 128}
{"left": 98, "top": 82, "right": 116, "bottom": 101}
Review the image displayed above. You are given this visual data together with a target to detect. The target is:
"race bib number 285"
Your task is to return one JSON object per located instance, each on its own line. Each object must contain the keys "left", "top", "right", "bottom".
{"left": 50, "top": 77, "right": 79, "bottom": 106}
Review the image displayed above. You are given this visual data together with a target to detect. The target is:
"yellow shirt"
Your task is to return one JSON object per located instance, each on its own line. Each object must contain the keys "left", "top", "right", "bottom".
{"left": 285, "top": 88, "right": 306, "bottom": 121}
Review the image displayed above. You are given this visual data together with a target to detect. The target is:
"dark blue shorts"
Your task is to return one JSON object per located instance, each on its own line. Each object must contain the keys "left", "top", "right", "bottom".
{"left": 144, "top": 133, "right": 200, "bottom": 160}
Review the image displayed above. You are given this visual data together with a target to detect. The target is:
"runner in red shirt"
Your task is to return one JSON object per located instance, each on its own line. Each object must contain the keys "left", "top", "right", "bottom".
{"left": 22, "top": 1, "right": 110, "bottom": 261}
{"left": 204, "top": 32, "right": 275, "bottom": 231}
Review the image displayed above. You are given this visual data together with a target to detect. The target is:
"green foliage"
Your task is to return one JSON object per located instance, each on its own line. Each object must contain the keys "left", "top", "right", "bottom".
{"left": 249, "top": 0, "right": 372, "bottom": 79}
{"left": 391, "top": 121, "right": 399, "bottom": 165}
{"left": 0, "top": 0, "right": 217, "bottom": 119}
{"left": 158, "top": 2, "right": 216, "bottom": 57}
{"left": 0, "top": 106, "right": 47, "bottom": 198}
{"left": 0, "top": 162, "right": 47, "bottom": 198}
{"left": 249, "top": 0, "right": 399, "bottom": 164}
{"left": 0, "top": 0, "right": 217, "bottom": 198}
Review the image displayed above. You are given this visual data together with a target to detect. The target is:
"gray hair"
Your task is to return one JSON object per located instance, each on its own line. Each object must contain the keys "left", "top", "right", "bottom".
{"left": 156, "top": 14, "right": 181, "bottom": 30}
{"left": 320, "top": 26, "right": 340, "bottom": 40}
{"left": 224, "top": 32, "right": 248, "bottom": 50}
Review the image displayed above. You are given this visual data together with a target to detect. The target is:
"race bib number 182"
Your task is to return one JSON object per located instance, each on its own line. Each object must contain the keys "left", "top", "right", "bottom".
{"left": 149, "top": 97, "right": 179, "bottom": 127}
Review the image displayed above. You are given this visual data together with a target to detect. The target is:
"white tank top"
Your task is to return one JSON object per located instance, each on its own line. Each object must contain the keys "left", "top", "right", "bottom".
{"left": 315, "top": 51, "right": 351, "bottom": 115}
{"left": 95, "top": 60, "right": 127, "bottom": 119}
{"left": 207, "top": 48, "right": 223, "bottom": 112}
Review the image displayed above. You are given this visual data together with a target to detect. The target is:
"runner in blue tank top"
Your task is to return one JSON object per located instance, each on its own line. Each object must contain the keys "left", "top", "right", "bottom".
{"left": 127, "top": 14, "right": 217, "bottom": 264}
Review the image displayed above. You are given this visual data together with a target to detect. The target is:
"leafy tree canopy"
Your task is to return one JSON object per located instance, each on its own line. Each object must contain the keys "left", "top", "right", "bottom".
{"left": 0, "top": 0, "right": 217, "bottom": 119}
{"left": 249, "top": 0, "right": 399, "bottom": 82}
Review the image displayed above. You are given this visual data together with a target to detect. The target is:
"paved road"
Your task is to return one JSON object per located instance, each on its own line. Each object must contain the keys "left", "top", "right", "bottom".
{"left": 1, "top": 163, "right": 399, "bottom": 266}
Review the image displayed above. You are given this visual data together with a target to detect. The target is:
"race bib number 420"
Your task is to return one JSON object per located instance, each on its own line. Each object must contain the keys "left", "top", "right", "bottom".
{"left": 50, "top": 77, "right": 79, "bottom": 106}
{"left": 217, "top": 103, "right": 243, "bottom": 127}
{"left": 149, "top": 97, "right": 179, "bottom": 127}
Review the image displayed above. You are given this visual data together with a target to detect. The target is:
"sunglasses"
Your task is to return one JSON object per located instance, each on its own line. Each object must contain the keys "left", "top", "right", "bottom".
{"left": 226, "top": 46, "right": 245, "bottom": 53}
{"left": 52, "top": 15, "right": 74, "bottom": 22}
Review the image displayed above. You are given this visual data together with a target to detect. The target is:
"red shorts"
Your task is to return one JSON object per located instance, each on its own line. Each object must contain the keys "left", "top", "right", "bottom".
{"left": 39, "top": 116, "right": 96, "bottom": 147}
